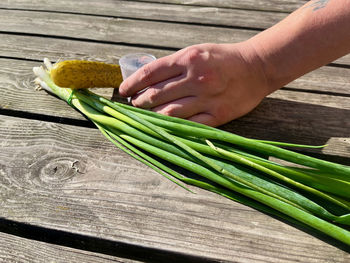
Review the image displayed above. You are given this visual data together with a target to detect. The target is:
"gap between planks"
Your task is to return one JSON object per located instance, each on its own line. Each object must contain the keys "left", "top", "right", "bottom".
{"left": 1, "top": 114, "right": 349, "bottom": 262}
{"left": 1, "top": 66, "right": 349, "bottom": 163}
{"left": 0, "top": 231, "right": 143, "bottom": 263}
{"left": 0, "top": 217, "right": 219, "bottom": 263}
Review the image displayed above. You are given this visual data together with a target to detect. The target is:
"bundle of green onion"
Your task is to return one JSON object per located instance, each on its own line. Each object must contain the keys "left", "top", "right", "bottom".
{"left": 33, "top": 59, "right": 350, "bottom": 246}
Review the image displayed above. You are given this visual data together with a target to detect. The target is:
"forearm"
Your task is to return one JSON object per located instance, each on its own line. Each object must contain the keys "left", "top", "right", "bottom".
{"left": 118, "top": 0, "right": 350, "bottom": 126}
{"left": 247, "top": 0, "right": 350, "bottom": 93}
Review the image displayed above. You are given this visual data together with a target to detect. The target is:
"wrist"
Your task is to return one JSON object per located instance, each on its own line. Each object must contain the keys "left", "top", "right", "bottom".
{"left": 246, "top": 0, "right": 350, "bottom": 94}
{"left": 235, "top": 40, "right": 277, "bottom": 97}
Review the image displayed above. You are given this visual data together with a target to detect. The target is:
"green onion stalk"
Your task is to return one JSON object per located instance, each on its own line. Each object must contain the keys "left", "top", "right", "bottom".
{"left": 34, "top": 58, "right": 350, "bottom": 246}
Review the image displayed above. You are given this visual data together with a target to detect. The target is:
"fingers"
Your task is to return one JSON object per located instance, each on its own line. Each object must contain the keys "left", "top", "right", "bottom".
{"left": 119, "top": 55, "right": 183, "bottom": 97}
{"left": 187, "top": 113, "right": 217, "bottom": 127}
{"left": 151, "top": 96, "right": 202, "bottom": 119}
{"left": 131, "top": 74, "right": 192, "bottom": 109}
{"left": 150, "top": 97, "right": 218, "bottom": 127}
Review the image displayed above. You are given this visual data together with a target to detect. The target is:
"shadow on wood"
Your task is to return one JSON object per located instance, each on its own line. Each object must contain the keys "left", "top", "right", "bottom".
{"left": 221, "top": 97, "right": 350, "bottom": 164}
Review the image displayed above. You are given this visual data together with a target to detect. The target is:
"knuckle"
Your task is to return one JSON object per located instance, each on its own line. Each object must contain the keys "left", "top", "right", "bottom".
{"left": 147, "top": 88, "right": 159, "bottom": 104}
{"left": 183, "top": 46, "right": 203, "bottom": 64}
{"left": 132, "top": 87, "right": 159, "bottom": 108}
{"left": 183, "top": 45, "right": 211, "bottom": 65}
{"left": 131, "top": 98, "right": 141, "bottom": 108}
{"left": 139, "top": 65, "right": 153, "bottom": 84}
{"left": 160, "top": 105, "right": 179, "bottom": 117}
{"left": 196, "top": 70, "right": 215, "bottom": 84}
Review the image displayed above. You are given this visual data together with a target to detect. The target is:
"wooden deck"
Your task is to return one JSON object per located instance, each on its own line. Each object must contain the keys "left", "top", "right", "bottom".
{"left": 0, "top": 0, "right": 349, "bottom": 262}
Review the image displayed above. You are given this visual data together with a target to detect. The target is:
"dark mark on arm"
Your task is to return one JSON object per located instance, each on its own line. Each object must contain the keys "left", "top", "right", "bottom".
{"left": 305, "top": 0, "right": 331, "bottom": 11}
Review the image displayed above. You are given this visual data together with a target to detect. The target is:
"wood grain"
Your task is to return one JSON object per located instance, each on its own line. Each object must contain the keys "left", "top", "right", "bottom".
{"left": 0, "top": 232, "right": 141, "bottom": 263}
{"left": 0, "top": 58, "right": 349, "bottom": 160}
{"left": 0, "top": 0, "right": 288, "bottom": 29}
{"left": 0, "top": 9, "right": 256, "bottom": 49}
{"left": 284, "top": 65, "right": 350, "bottom": 95}
{"left": 0, "top": 8, "right": 349, "bottom": 66}
{"left": 0, "top": 115, "right": 349, "bottom": 262}
{"left": 222, "top": 93, "right": 350, "bottom": 163}
{"left": 131, "top": 0, "right": 309, "bottom": 12}
{"left": 0, "top": 33, "right": 350, "bottom": 97}
{"left": 1, "top": 1, "right": 349, "bottom": 261}
{"left": 0, "top": 33, "right": 170, "bottom": 63}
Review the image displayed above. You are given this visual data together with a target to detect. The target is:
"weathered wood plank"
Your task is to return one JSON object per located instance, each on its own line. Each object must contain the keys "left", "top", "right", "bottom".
{"left": 0, "top": 33, "right": 170, "bottom": 63}
{"left": 1, "top": 1, "right": 348, "bottom": 66}
{"left": 0, "top": 31, "right": 334, "bottom": 71}
{"left": 0, "top": 232, "right": 141, "bottom": 263}
{"left": 222, "top": 94, "right": 350, "bottom": 164}
{"left": 0, "top": 58, "right": 349, "bottom": 161}
{"left": 0, "top": 9, "right": 256, "bottom": 49}
{"left": 0, "top": 0, "right": 288, "bottom": 29}
{"left": 0, "top": 1, "right": 348, "bottom": 261}
{"left": 0, "top": 33, "right": 350, "bottom": 97}
{"left": 1, "top": 8, "right": 349, "bottom": 65}
{"left": 0, "top": 114, "right": 349, "bottom": 262}
{"left": 284, "top": 65, "right": 350, "bottom": 95}
{"left": 132, "top": 0, "right": 308, "bottom": 12}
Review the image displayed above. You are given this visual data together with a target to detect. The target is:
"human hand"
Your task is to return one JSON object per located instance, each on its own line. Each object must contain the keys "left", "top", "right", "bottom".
{"left": 119, "top": 42, "right": 271, "bottom": 127}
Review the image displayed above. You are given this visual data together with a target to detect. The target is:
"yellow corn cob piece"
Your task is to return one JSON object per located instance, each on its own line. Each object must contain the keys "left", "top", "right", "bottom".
{"left": 50, "top": 60, "right": 123, "bottom": 89}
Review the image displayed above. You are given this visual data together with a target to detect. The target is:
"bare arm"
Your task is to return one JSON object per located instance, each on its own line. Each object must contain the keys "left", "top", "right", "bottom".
{"left": 119, "top": 0, "right": 350, "bottom": 127}
{"left": 249, "top": 0, "right": 350, "bottom": 93}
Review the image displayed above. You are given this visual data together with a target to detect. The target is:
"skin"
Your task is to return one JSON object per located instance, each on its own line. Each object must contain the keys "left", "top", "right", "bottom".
{"left": 119, "top": 0, "right": 350, "bottom": 127}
